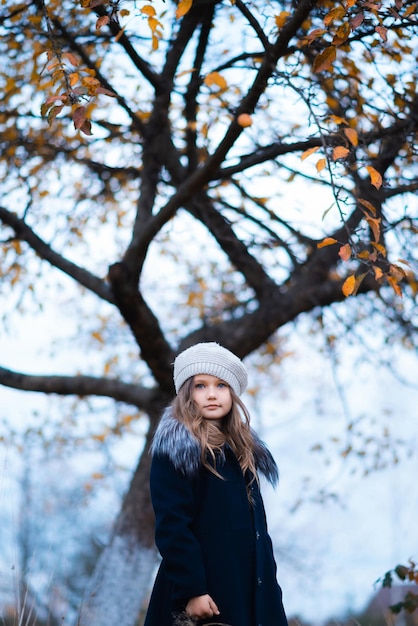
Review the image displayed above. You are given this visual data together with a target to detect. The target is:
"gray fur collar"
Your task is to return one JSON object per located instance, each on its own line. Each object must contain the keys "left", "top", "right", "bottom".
{"left": 151, "top": 407, "right": 279, "bottom": 486}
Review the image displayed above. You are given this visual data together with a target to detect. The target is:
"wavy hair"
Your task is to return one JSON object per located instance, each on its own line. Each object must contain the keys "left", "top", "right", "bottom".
{"left": 172, "top": 376, "right": 258, "bottom": 486}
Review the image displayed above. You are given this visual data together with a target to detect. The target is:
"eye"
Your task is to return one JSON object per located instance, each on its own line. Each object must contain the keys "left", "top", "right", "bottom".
{"left": 218, "top": 382, "right": 227, "bottom": 388}
{"left": 195, "top": 383, "right": 205, "bottom": 389}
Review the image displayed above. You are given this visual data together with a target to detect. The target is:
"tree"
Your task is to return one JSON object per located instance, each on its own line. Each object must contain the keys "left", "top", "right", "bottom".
{"left": 0, "top": 0, "right": 417, "bottom": 624}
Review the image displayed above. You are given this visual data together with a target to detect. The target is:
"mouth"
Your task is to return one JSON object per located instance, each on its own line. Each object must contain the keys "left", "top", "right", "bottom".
{"left": 205, "top": 405, "right": 220, "bottom": 409}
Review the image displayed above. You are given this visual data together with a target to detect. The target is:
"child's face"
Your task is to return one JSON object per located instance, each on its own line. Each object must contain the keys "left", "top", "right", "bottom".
{"left": 192, "top": 374, "right": 233, "bottom": 420}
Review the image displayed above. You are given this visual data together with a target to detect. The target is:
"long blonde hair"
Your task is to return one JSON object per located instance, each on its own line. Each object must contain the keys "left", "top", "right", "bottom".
{"left": 172, "top": 376, "right": 258, "bottom": 483}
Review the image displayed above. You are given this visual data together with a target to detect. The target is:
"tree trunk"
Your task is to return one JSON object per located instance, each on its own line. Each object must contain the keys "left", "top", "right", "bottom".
{"left": 78, "top": 416, "right": 159, "bottom": 626}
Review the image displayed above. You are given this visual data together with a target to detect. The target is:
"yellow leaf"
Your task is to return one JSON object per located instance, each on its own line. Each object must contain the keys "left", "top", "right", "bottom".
{"left": 333, "top": 22, "right": 350, "bottom": 45}
{"left": 344, "top": 127, "right": 358, "bottom": 147}
{"left": 317, "top": 237, "right": 337, "bottom": 248}
{"left": 313, "top": 46, "right": 336, "bottom": 73}
{"left": 68, "top": 72, "right": 79, "bottom": 87}
{"left": 204, "top": 71, "right": 227, "bottom": 90}
{"left": 93, "top": 432, "right": 107, "bottom": 442}
{"left": 324, "top": 6, "right": 346, "bottom": 25}
{"left": 404, "top": 3, "right": 417, "bottom": 17}
{"left": 370, "top": 242, "right": 387, "bottom": 256}
{"left": 301, "top": 146, "right": 320, "bottom": 161}
{"left": 148, "top": 16, "right": 163, "bottom": 33}
{"left": 344, "top": 272, "right": 367, "bottom": 297}
{"left": 12, "top": 240, "right": 23, "bottom": 254}
{"left": 316, "top": 158, "right": 327, "bottom": 172}
{"left": 366, "top": 165, "right": 383, "bottom": 189}
{"left": 338, "top": 243, "right": 352, "bottom": 261}
{"left": 92, "top": 331, "right": 104, "bottom": 344}
{"left": 82, "top": 76, "right": 100, "bottom": 87}
{"left": 333, "top": 145, "right": 350, "bottom": 160}
{"left": 328, "top": 115, "right": 347, "bottom": 125}
{"left": 176, "top": 0, "right": 193, "bottom": 19}
{"left": 275, "top": 11, "right": 290, "bottom": 28}
{"left": 141, "top": 5, "right": 156, "bottom": 16}
{"left": 342, "top": 274, "right": 356, "bottom": 296}
{"left": 373, "top": 266, "right": 383, "bottom": 280}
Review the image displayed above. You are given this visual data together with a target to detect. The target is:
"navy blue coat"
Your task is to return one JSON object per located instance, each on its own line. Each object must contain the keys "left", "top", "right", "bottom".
{"left": 144, "top": 410, "right": 288, "bottom": 626}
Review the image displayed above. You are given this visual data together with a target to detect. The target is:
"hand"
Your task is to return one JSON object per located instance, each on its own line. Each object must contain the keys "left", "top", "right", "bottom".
{"left": 185, "top": 594, "right": 220, "bottom": 620}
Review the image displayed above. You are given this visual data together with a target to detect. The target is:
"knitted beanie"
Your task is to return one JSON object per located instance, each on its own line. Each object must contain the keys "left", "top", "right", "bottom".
{"left": 173, "top": 342, "right": 248, "bottom": 396}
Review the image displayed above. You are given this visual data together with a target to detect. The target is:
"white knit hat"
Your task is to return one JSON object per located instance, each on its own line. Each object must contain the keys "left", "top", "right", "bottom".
{"left": 173, "top": 342, "right": 248, "bottom": 396}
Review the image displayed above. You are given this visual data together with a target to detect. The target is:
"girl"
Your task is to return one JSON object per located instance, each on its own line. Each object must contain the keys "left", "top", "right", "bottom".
{"left": 144, "top": 342, "right": 288, "bottom": 626}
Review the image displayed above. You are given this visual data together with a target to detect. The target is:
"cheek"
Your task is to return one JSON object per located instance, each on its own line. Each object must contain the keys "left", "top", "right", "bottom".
{"left": 192, "top": 390, "right": 203, "bottom": 405}
{"left": 224, "top": 391, "right": 233, "bottom": 407}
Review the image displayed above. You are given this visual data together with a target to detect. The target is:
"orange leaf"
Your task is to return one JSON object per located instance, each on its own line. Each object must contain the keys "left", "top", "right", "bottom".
{"left": 141, "top": 5, "right": 156, "bottom": 16}
{"left": 333, "top": 145, "right": 350, "bottom": 160}
{"left": 303, "top": 28, "right": 327, "bottom": 44}
{"left": 338, "top": 243, "right": 352, "bottom": 261}
{"left": 366, "top": 166, "right": 383, "bottom": 189}
{"left": 365, "top": 215, "right": 381, "bottom": 242}
{"left": 96, "top": 15, "right": 110, "bottom": 29}
{"left": 316, "top": 158, "right": 327, "bottom": 172}
{"left": 313, "top": 46, "right": 336, "bottom": 73}
{"left": 358, "top": 198, "right": 377, "bottom": 216}
{"left": 342, "top": 274, "right": 356, "bottom": 297}
{"left": 63, "top": 52, "right": 80, "bottom": 67}
{"left": 386, "top": 275, "right": 402, "bottom": 297}
{"left": 275, "top": 12, "right": 290, "bottom": 28}
{"left": 317, "top": 237, "right": 337, "bottom": 248}
{"left": 375, "top": 25, "right": 388, "bottom": 41}
{"left": 301, "top": 146, "right": 320, "bottom": 161}
{"left": 176, "top": 0, "right": 193, "bottom": 19}
{"left": 344, "top": 128, "right": 358, "bottom": 147}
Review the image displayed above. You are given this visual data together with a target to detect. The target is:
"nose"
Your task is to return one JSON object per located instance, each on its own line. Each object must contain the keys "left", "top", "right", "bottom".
{"left": 207, "top": 385, "right": 217, "bottom": 398}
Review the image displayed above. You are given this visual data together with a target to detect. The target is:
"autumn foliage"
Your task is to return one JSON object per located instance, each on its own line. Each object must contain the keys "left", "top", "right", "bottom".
{"left": 0, "top": 0, "right": 418, "bottom": 624}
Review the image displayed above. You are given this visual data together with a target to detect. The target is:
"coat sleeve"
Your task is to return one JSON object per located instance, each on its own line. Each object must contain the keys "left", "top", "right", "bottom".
{"left": 150, "top": 452, "right": 208, "bottom": 604}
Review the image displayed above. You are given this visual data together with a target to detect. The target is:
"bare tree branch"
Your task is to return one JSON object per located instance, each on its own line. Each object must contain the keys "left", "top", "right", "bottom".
{"left": 0, "top": 206, "right": 115, "bottom": 303}
{"left": 0, "top": 366, "right": 159, "bottom": 409}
